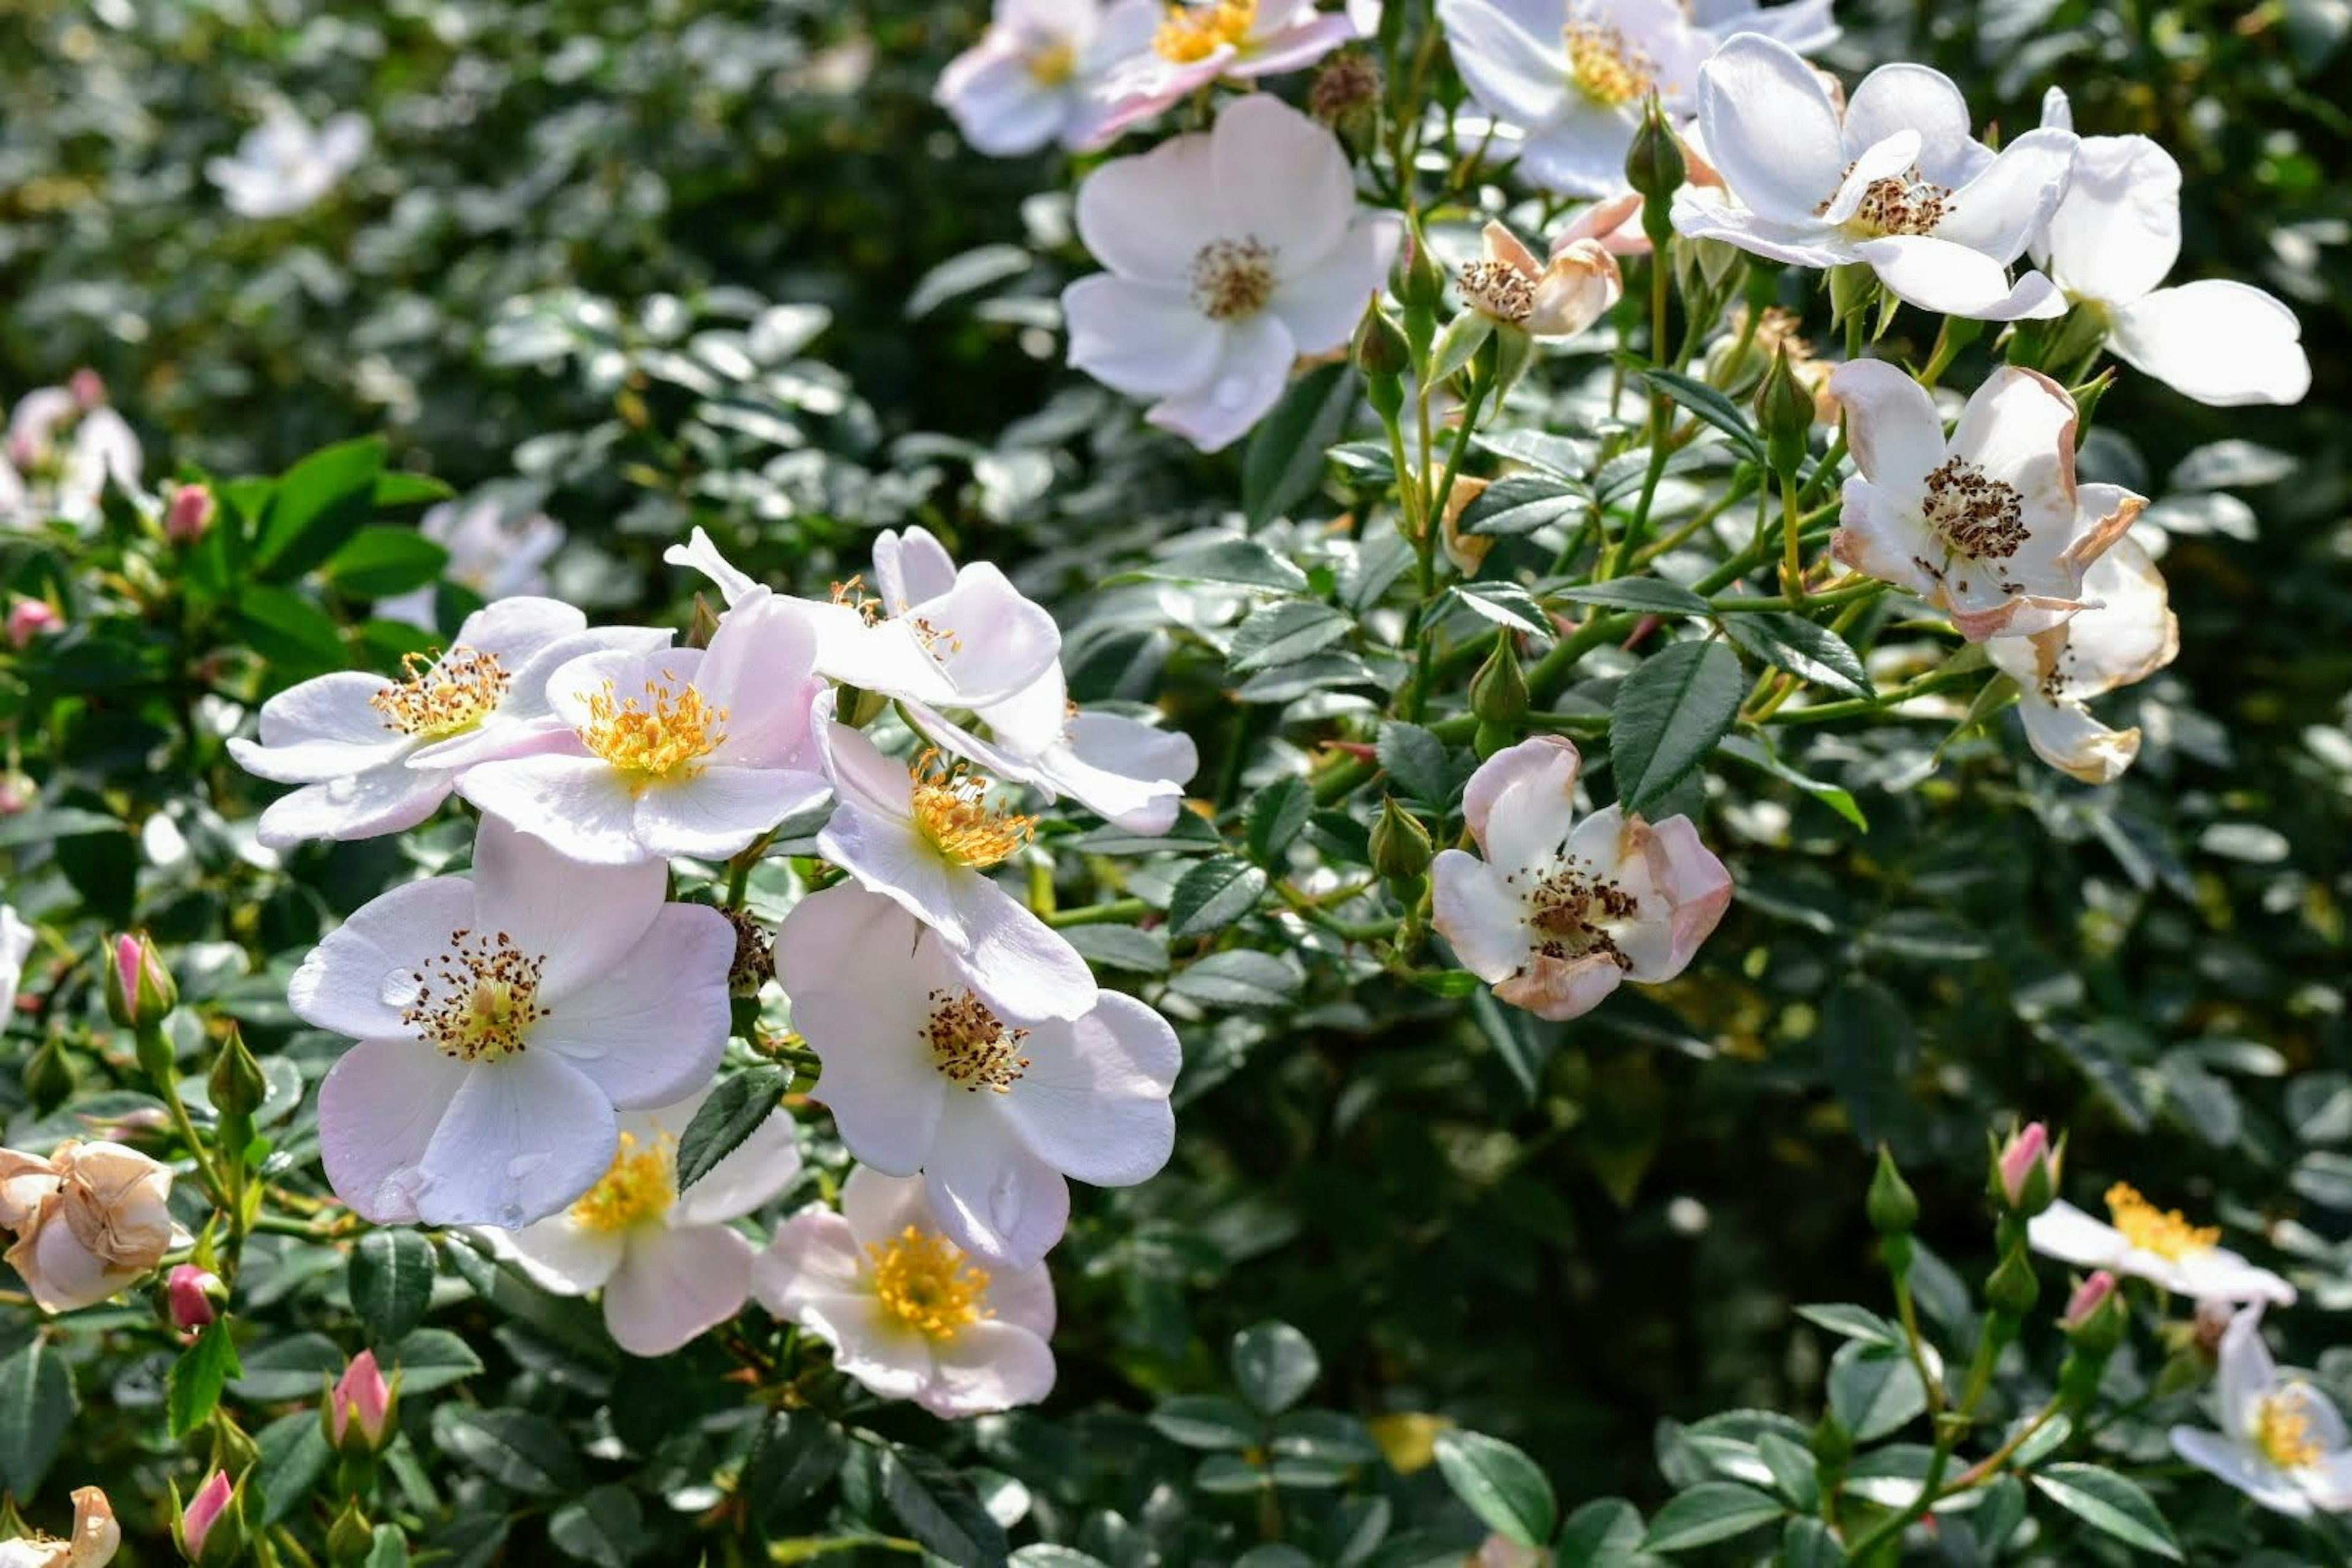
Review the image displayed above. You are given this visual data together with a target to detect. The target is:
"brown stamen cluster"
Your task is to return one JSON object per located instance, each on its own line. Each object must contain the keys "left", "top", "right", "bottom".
{"left": 922, "top": 988, "right": 1033, "bottom": 1093}
{"left": 1823, "top": 161, "right": 1954, "bottom": 236}
{"left": 369, "top": 647, "right": 510, "bottom": 738}
{"left": 1509, "top": 860, "right": 1640, "bottom": 967}
{"left": 1189, "top": 238, "right": 1278, "bottom": 321}
{"left": 1922, "top": 454, "right": 2027, "bottom": 561}
{"left": 404, "top": 929, "right": 548, "bottom": 1061}
{"left": 1458, "top": 260, "right": 1535, "bottom": 325}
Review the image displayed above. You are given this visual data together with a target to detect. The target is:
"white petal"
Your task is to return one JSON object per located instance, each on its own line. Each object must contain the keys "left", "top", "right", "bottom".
{"left": 1144, "top": 312, "right": 1297, "bottom": 453}
{"left": 1001, "top": 992, "right": 1178, "bottom": 1188}
{"left": 1840, "top": 62, "right": 1985, "bottom": 188}
{"left": 803, "top": 1294, "right": 937, "bottom": 1400}
{"left": 986, "top": 1257, "right": 1058, "bottom": 1338}
{"left": 2219, "top": 1305, "right": 2278, "bottom": 1435}
{"left": 414, "top": 1052, "right": 621, "bottom": 1228}
{"left": 2016, "top": 698, "right": 2139, "bottom": 785}
{"left": 1934, "top": 128, "right": 2079, "bottom": 266}
{"left": 1515, "top": 108, "right": 1646, "bottom": 200}
{"left": 840, "top": 1164, "right": 938, "bottom": 1248}
{"left": 1210, "top": 95, "right": 1356, "bottom": 271}
{"left": 316, "top": 1037, "right": 472, "bottom": 1224}
{"left": 919, "top": 1319, "right": 1057, "bottom": 1417}
{"left": 2040, "top": 135, "right": 2179, "bottom": 305}
{"left": 471, "top": 813, "right": 666, "bottom": 998}
{"left": 2051, "top": 537, "right": 2177, "bottom": 698}
{"left": 693, "top": 590, "right": 826, "bottom": 768}
{"left": 1852, "top": 236, "right": 2067, "bottom": 320}
{"left": 630, "top": 763, "right": 832, "bottom": 862}
{"left": 532, "top": 904, "right": 734, "bottom": 1108}
{"left": 601, "top": 1224, "right": 752, "bottom": 1357}
{"left": 816, "top": 797, "right": 972, "bottom": 946}
{"left": 925, "top": 1107, "right": 1071, "bottom": 1270}
{"left": 1267, "top": 212, "right": 1401, "bottom": 355}
{"left": 453, "top": 595, "right": 591, "bottom": 668}
{"left": 2025, "top": 1201, "right": 2124, "bottom": 1268}
{"left": 663, "top": 526, "right": 757, "bottom": 606}
{"left": 939, "top": 45, "right": 1071, "bottom": 157}
{"left": 1075, "top": 127, "right": 1218, "bottom": 282}
{"left": 1472, "top": 739, "right": 1581, "bottom": 870}
{"left": 1828, "top": 479, "right": 1940, "bottom": 603}
{"left": 501, "top": 1215, "right": 627, "bottom": 1292}
{"left": 2170, "top": 1428, "right": 2310, "bottom": 1517}
{"left": 290, "top": 876, "right": 475, "bottom": 1039}
{"left": 948, "top": 871, "right": 1099, "bottom": 1023}
{"left": 252, "top": 764, "right": 454, "bottom": 850}
{"left": 1694, "top": 34, "right": 1849, "bottom": 225}
{"left": 914, "top": 564, "right": 1065, "bottom": 708}
{"left": 1432, "top": 852, "right": 1534, "bottom": 984}
{"left": 1436, "top": 0, "right": 1571, "bottom": 131}
{"left": 1668, "top": 189, "right": 1856, "bottom": 270}
{"left": 457, "top": 753, "right": 649, "bottom": 866}
{"left": 872, "top": 527, "right": 959, "bottom": 610}
{"left": 233, "top": 672, "right": 417, "bottom": 782}
{"left": 775, "top": 886, "right": 948, "bottom": 1174}
{"left": 2109, "top": 280, "right": 2311, "bottom": 407}
{"left": 1950, "top": 364, "right": 2076, "bottom": 502}
{"left": 752, "top": 1209, "right": 867, "bottom": 1317}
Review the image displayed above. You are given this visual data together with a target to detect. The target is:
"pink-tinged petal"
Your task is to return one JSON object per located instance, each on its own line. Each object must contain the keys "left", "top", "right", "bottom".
{"left": 946, "top": 871, "right": 1099, "bottom": 1022}
{"left": 1638, "top": 813, "right": 1732, "bottom": 979}
{"left": 532, "top": 904, "right": 733, "bottom": 1108}
{"left": 1432, "top": 852, "right": 1534, "bottom": 984}
{"left": 919, "top": 1319, "right": 1057, "bottom": 1417}
{"left": 470, "top": 814, "right": 665, "bottom": 998}
{"left": 1829, "top": 478, "right": 1940, "bottom": 603}
{"left": 816, "top": 799, "right": 970, "bottom": 947}
{"left": 1950, "top": 365, "right": 2077, "bottom": 508}
{"left": 316, "top": 1037, "right": 473, "bottom": 1224}
{"left": 873, "top": 527, "right": 959, "bottom": 610}
{"left": 402, "top": 714, "right": 586, "bottom": 774}
{"left": 601, "top": 1223, "right": 752, "bottom": 1357}
{"left": 413, "top": 1051, "right": 619, "bottom": 1228}
{"left": 253, "top": 763, "right": 456, "bottom": 850}
{"left": 986, "top": 1257, "right": 1056, "bottom": 1338}
{"left": 2169, "top": 1428, "right": 2309, "bottom": 1517}
{"left": 630, "top": 763, "right": 832, "bottom": 862}
{"left": 1074, "top": 128, "right": 1219, "bottom": 282}
{"left": 1694, "top": 34, "right": 1849, "bottom": 225}
{"left": 1269, "top": 213, "right": 1401, "bottom": 356}
{"left": 817, "top": 718, "right": 919, "bottom": 818}
{"left": 1525, "top": 239, "right": 1622, "bottom": 338}
{"left": 694, "top": 591, "right": 825, "bottom": 767}
{"left": 840, "top": 1164, "right": 938, "bottom": 1248}
{"left": 2025, "top": 1200, "right": 2124, "bottom": 1268}
{"left": 1001, "top": 992, "right": 1178, "bottom": 1188}
{"left": 1839, "top": 62, "right": 1983, "bottom": 187}
{"left": 1494, "top": 949, "right": 1626, "bottom": 1020}
{"left": 1829, "top": 359, "right": 1946, "bottom": 491}
{"left": 673, "top": 1104, "right": 802, "bottom": 1226}
{"left": 1145, "top": 312, "right": 1297, "bottom": 453}
{"left": 915, "top": 563, "right": 1064, "bottom": 707}
{"left": 501, "top": 1215, "right": 628, "bottom": 1292}
{"left": 2039, "top": 134, "right": 2179, "bottom": 304}
{"left": 450, "top": 595, "right": 591, "bottom": 668}
{"left": 1461, "top": 735, "right": 1580, "bottom": 858}
{"left": 1053, "top": 712, "right": 1199, "bottom": 832}
{"left": 925, "top": 1107, "right": 1071, "bottom": 1270}
{"left": 290, "top": 876, "right": 475, "bottom": 1038}
{"left": 2016, "top": 699, "right": 2139, "bottom": 785}
{"left": 775, "top": 888, "right": 948, "bottom": 1174}
{"left": 938, "top": 44, "right": 1072, "bottom": 157}
{"left": 1852, "top": 237, "right": 2067, "bottom": 321}
{"left": 801, "top": 1294, "right": 937, "bottom": 1400}
{"left": 232, "top": 672, "right": 417, "bottom": 782}
{"left": 1557, "top": 192, "right": 1646, "bottom": 252}
{"left": 2109, "top": 280, "right": 2311, "bottom": 407}
{"left": 456, "top": 753, "right": 647, "bottom": 865}
{"left": 1232, "top": 9, "right": 1355, "bottom": 74}
{"left": 751, "top": 1208, "right": 866, "bottom": 1317}
{"left": 1437, "top": 0, "right": 1572, "bottom": 129}
{"left": 663, "top": 526, "right": 757, "bottom": 605}
{"left": 1936, "top": 128, "right": 2079, "bottom": 266}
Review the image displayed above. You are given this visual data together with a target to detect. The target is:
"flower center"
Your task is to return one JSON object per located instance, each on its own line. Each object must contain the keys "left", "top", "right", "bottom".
{"left": 1828, "top": 162, "right": 1954, "bottom": 238}
{"left": 1458, "top": 260, "right": 1535, "bottom": 326}
{"left": 369, "top": 647, "right": 510, "bottom": 739}
{"left": 922, "top": 987, "right": 1033, "bottom": 1093}
{"left": 1027, "top": 39, "right": 1078, "bottom": 85}
{"left": 1564, "top": 20, "right": 1654, "bottom": 108}
{"left": 402, "top": 928, "right": 548, "bottom": 1062}
{"left": 1155, "top": 0, "right": 1254, "bottom": 64}
{"left": 2103, "top": 1182, "right": 2218, "bottom": 1261}
{"left": 570, "top": 1131, "right": 676, "bottom": 1233}
{"left": 868, "top": 1224, "right": 993, "bottom": 1342}
{"left": 1514, "top": 859, "right": 1640, "bottom": 968}
{"left": 2256, "top": 1390, "right": 2324, "bottom": 1469}
{"left": 908, "top": 753, "right": 1036, "bottom": 868}
{"left": 1189, "top": 238, "right": 1278, "bottom": 322}
{"left": 578, "top": 673, "right": 728, "bottom": 782}
{"left": 1921, "top": 455, "right": 2027, "bottom": 562}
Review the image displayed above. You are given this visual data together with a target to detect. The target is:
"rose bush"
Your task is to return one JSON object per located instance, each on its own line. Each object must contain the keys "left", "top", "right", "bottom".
{"left": 2, "top": 1, "right": 2349, "bottom": 1564}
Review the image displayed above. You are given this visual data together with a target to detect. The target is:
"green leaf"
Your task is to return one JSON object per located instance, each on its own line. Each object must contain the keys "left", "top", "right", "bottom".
{"left": 1245, "top": 775, "right": 1312, "bottom": 864}
{"left": 1244, "top": 363, "right": 1355, "bottom": 527}
{"left": 388, "top": 1328, "right": 485, "bottom": 1393}
{"left": 549, "top": 1485, "right": 649, "bottom": 1567}
{"left": 1635, "top": 368, "right": 1767, "bottom": 465}
{"left": 1718, "top": 612, "right": 1874, "bottom": 699}
{"left": 1474, "top": 429, "right": 1594, "bottom": 478}
{"left": 1378, "top": 722, "right": 1455, "bottom": 808}
{"left": 1793, "top": 1303, "right": 1903, "bottom": 1348}
{"left": 745, "top": 1411, "right": 848, "bottom": 1533}
{"left": 1235, "top": 651, "right": 1377, "bottom": 703}
{"left": 1448, "top": 582, "right": 1554, "bottom": 639}
{"left": 1064, "top": 923, "right": 1169, "bottom": 974}
{"left": 238, "top": 586, "right": 350, "bottom": 674}
{"left": 1826, "top": 1339, "right": 1929, "bottom": 1442}
{"left": 1229, "top": 599, "right": 1352, "bottom": 675}
{"left": 1231, "top": 1322, "right": 1319, "bottom": 1415}
{"left": 1471, "top": 988, "right": 1549, "bottom": 1102}
{"left": 0, "top": 1338, "right": 78, "bottom": 1495}
{"left": 325, "top": 526, "right": 451, "bottom": 599}
{"left": 1432, "top": 1431, "right": 1557, "bottom": 1547}
{"left": 1150, "top": 1395, "right": 1259, "bottom": 1450}
{"left": 232, "top": 1332, "right": 346, "bottom": 1401}
{"left": 879, "top": 1446, "right": 1010, "bottom": 1567}
{"left": 350, "top": 1230, "right": 437, "bottom": 1346}
{"left": 1715, "top": 734, "right": 1867, "bottom": 831}
{"left": 1066, "top": 812, "right": 1223, "bottom": 857}
{"left": 1820, "top": 981, "right": 1919, "bottom": 1152}
{"left": 1169, "top": 857, "right": 1270, "bottom": 940}
{"left": 1119, "top": 537, "right": 1311, "bottom": 594}
{"left": 2030, "top": 1464, "right": 2182, "bottom": 1560}
{"left": 1010, "top": 1549, "right": 1114, "bottom": 1568}
{"left": 0, "top": 807, "right": 125, "bottom": 850}
{"left": 372, "top": 471, "right": 456, "bottom": 508}
{"left": 254, "top": 1408, "right": 333, "bottom": 1525}
{"left": 1781, "top": 1516, "right": 1849, "bottom": 1568}
{"left": 364, "top": 1526, "right": 412, "bottom": 1568}
{"left": 253, "top": 437, "right": 388, "bottom": 581}
{"left": 1556, "top": 1498, "right": 1646, "bottom": 1564}
{"left": 430, "top": 1406, "right": 587, "bottom": 1496}
{"left": 1551, "top": 580, "right": 1714, "bottom": 617}
{"left": 1459, "top": 474, "right": 1585, "bottom": 537}
{"left": 168, "top": 1319, "right": 243, "bottom": 1439}
{"left": 1170, "top": 949, "right": 1301, "bottom": 1009}
{"left": 674, "top": 1065, "right": 790, "bottom": 1191}
{"left": 1610, "top": 641, "right": 1744, "bottom": 816}
{"left": 905, "top": 243, "right": 1033, "bottom": 320}
{"left": 1639, "top": 1482, "right": 1784, "bottom": 1552}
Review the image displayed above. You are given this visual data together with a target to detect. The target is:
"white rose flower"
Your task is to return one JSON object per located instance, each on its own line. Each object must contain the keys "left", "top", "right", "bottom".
{"left": 377, "top": 497, "right": 567, "bottom": 628}
{"left": 206, "top": 108, "right": 371, "bottom": 219}
{"left": 2028, "top": 1183, "right": 2294, "bottom": 1306}
{"left": 2170, "top": 1305, "right": 2352, "bottom": 1517}
{"left": 1985, "top": 535, "right": 2177, "bottom": 783}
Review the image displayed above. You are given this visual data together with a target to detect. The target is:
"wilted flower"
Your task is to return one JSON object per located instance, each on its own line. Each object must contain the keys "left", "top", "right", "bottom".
{"left": 166, "top": 1265, "right": 222, "bottom": 1335}
{"left": 1457, "top": 222, "right": 1623, "bottom": 338}
{"left": 1063, "top": 93, "right": 1400, "bottom": 451}
{"left": 0, "top": 1486, "right": 121, "bottom": 1568}
{"left": 206, "top": 108, "right": 370, "bottom": 219}
{"left": 1673, "top": 35, "right": 2078, "bottom": 320}
{"left": 1431, "top": 736, "right": 1732, "bottom": 1021}
{"left": 228, "top": 597, "right": 663, "bottom": 849}
{"left": 7, "top": 598, "right": 61, "bottom": 649}
{"left": 935, "top": 0, "right": 1150, "bottom": 156}
{"left": 377, "top": 496, "right": 567, "bottom": 628}
{"left": 2170, "top": 1305, "right": 2352, "bottom": 1516}
{"left": 497, "top": 1085, "right": 802, "bottom": 1356}
{"left": 1085, "top": 0, "right": 1360, "bottom": 146}
{"left": 326, "top": 1351, "right": 394, "bottom": 1451}
{"left": 1984, "top": 535, "right": 2177, "bottom": 783}
{"left": 2035, "top": 89, "right": 2309, "bottom": 407}
{"left": 291, "top": 815, "right": 734, "bottom": 1228}
{"left": 777, "top": 881, "right": 1178, "bottom": 1268}
{"left": 1828, "top": 361, "right": 2144, "bottom": 641}
{"left": 2029, "top": 1182, "right": 2294, "bottom": 1305}
{"left": 0, "top": 1140, "right": 180, "bottom": 1313}
{"left": 753, "top": 1166, "right": 1057, "bottom": 1417}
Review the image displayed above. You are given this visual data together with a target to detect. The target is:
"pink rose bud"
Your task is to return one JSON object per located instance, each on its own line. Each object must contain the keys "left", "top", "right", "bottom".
{"left": 167, "top": 484, "right": 216, "bottom": 543}
{"left": 330, "top": 1350, "right": 394, "bottom": 1449}
{"left": 69, "top": 368, "right": 107, "bottom": 409}
{"left": 2061, "top": 1270, "right": 2117, "bottom": 1330}
{"left": 182, "top": 1471, "right": 233, "bottom": 1558}
{"left": 1992, "top": 1121, "right": 2059, "bottom": 1215}
{"left": 105, "top": 930, "right": 178, "bottom": 1030}
{"left": 7, "top": 597, "right": 61, "bottom": 649}
{"left": 168, "top": 1265, "right": 222, "bottom": 1333}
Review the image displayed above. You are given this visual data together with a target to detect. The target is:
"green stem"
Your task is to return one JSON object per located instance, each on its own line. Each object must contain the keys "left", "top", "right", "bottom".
{"left": 1041, "top": 898, "right": 1149, "bottom": 929}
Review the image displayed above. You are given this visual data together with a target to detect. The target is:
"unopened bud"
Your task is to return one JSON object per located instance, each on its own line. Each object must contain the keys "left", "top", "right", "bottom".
{"left": 167, "top": 484, "right": 216, "bottom": 544}
{"left": 2058, "top": 1269, "right": 2127, "bottom": 1359}
{"left": 1625, "top": 97, "right": 1685, "bottom": 241}
{"left": 1354, "top": 304, "right": 1410, "bottom": 382}
{"left": 23, "top": 1035, "right": 75, "bottom": 1113}
{"left": 1309, "top": 50, "right": 1382, "bottom": 151}
{"left": 325, "top": 1351, "right": 397, "bottom": 1456}
{"left": 1469, "top": 633, "right": 1528, "bottom": 726}
{"left": 208, "top": 1023, "right": 268, "bottom": 1121}
{"left": 1991, "top": 1120, "right": 2061, "bottom": 1217}
{"left": 176, "top": 1471, "right": 244, "bottom": 1566}
{"left": 69, "top": 368, "right": 106, "bottom": 409}
{"left": 1370, "top": 796, "right": 1434, "bottom": 884}
{"left": 166, "top": 1265, "right": 224, "bottom": 1335}
{"left": 1983, "top": 1248, "right": 2040, "bottom": 1320}
{"left": 8, "top": 597, "right": 61, "bottom": 649}
{"left": 1394, "top": 230, "right": 1447, "bottom": 314}
{"left": 1755, "top": 345, "right": 1815, "bottom": 478}
{"left": 107, "top": 931, "right": 177, "bottom": 1030}
{"left": 1828, "top": 262, "right": 1879, "bottom": 328}
{"left": 328, "top": 1499, "right": 375, "bottom": 1566}
{"left": 1866, "top": 1145, "right": 1918, "bottom": 1237}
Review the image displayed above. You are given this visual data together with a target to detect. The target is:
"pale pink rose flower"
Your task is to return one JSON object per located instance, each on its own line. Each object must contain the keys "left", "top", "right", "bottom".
{"left": 0, "top": 1485, "right": 123, "bottom": 1568}
{"left": 1459, "top": 221, "right": 1623, "bottom": 337}
{"left": 935, "top": 0, "right": 1150, "bottom": 156}
{"left": 8, "top": 598, "right": 61, "bottom": 648}
{"left": 1082, "top": 1, "right": 1359, "bottom": 147}
{"left": 1985, "top": 535, "right": 2177, "bottom": 783}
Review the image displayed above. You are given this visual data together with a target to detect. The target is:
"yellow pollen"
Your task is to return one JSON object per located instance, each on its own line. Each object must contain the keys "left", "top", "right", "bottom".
{"left": 2257, "top": 1390, "right": 2323, "bottom": 1469}
{"left": 868, "top": 1225, "right": 993, "bottom": 1342}
{"left": 1027, "top": 39, "right": 1077, "bottom": 85}
{"left": 402, "top": 928, "right": 548, "bottom": 1062}
{"left": 1565, "top": 20, "right": 1654, "bottom": 108}
{"left": 831, "top": 574, "right": 885, "bottom": 627}
{"left": 1155, "top": 0, "right": 1254, "bottom": 63}
{"left": 908, "top": 751, "right": 1035, "bottom": 869}
{"left": 570, "top": 1131, "right": 677, "bottom": 1234}
{"left": 369, "top": 647, "right": 511, "bottom": 738}
{"left": 579, "top": 673, "right": 728, "bottom": 782}
{"left": 923, "top": 987, "right": 1033, "bottom": 1093}
{"left": 2104, "top": 1182, "right": 2220, "bottom": 1261}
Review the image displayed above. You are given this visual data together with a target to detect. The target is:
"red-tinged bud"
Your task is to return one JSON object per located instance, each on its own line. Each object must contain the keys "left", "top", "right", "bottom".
{"left": 1992, "top": 1120, "right": 2060, "bottom": 1216}
{"left": 178, "top": 1471, "right": 241, "bottom": 1564}
{"left": 167, "top": 484, "right": 216, "bottom": 544}
{"left": 105, "top": 931, "right": 177, "bottom": 1030}
{"left": 326, "top": 1351, "right": 396, "bottom": 1454}
{"left": 7, "top": 598, "right": 61, "bottom": 649}
{"left": 168, "top": 1265, "right": 224, "bottom": 1335}
{"left": 69, "top": 368, "right": 106, "bottom": 409}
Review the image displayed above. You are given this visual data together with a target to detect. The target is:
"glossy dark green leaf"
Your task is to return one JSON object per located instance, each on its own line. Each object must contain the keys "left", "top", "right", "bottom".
{"left": 1638, "top": 1482, "right": 1784, "bottom": 1552}
{"left": 1719, "top": 612, "right": 1874, "bottom": 699}
{"left": 1610, "top": 641, "right": 1743, "bottom": 816}
{"left": 350, "top": 1229, "right": 436, "bottom": 1345}
{"left": 1231, "top": 1322, "right": 1319, "bottom": 1415}
{"left": 1169, "top": 857, "right": 1269, "bottom": 940}
{"left": 430, "top": 1406, "right": 586, "bottom": 1496}
{"left": 168, "top": 1319, "right": 242, "bottom": 1439}
{"left": 1431, "top": 1430, "right": 1556, "bottom": 1547}
{"left": 253, "top": 437, "right": 388, "bottom": 581}
{"left": 1245, "top": 362, "right": 1355, "bottom": 527}
{"left": 2030, "top": 1464, "right": 2182, "bottom": 1561}
{"left": 324, "top": 526, "right": 451, "bottom": 598}
{"left": 675, "top": 1065, "right": 790, "bottom": 1191}
{"left": 0, "top": 1337, "right": 78, "bottom": 1495}
{"left": 1459, "top": 473, "right": 1585, "bottom": 537}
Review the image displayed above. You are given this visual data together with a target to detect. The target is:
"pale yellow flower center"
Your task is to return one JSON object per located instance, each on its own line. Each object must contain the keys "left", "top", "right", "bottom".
{"left": 1155, "top": 0, "right": 1254, "bottom": 63}
{"left": 2257, "top": 1390, "right": 2323, "bottom": 1469}
{"left": 869, "top": 1224, "right": 993, "bottom": 1342}
{"left": 2104, "top": 1182, "right": 2218, "bottom": 1261}
{"left": 404, "top": 929, "right": 548, "bottom": 1062}
{"left": 1565, "top": 20, "right": 1654, "bottom": 108}
{"left": 1027, "top": 39, "right": 1078, "bottom": 86}
{"left": 924, "top": 987, "right": 1033, "bottom": 1093}
{"left": 1189, "top": 238, "right": 1278, "bottom": 321}
{"left": 909, "top": 753, "right": 1035, "bottom": 868}
{"left": 578, "top": 673, "right": 729, "bottom": 782}
{"left": 370, "top": 647, "right": 510, "bottom": 738}
{"left": 571, "top": 1131, "right": 677, "bottom": 1233}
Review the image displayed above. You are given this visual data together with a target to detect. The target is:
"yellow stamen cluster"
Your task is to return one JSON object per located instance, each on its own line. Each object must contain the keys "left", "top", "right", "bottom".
{"left": 1565, "top": 20, "right": 1654, "bottom": 108}
{"left": 404, "top": 929, "right": 548, "bottom": 1062}
{"left": 369, "top": 647, "right": 510, "bottom": 739}
{"left": 831, "top": 574, "right": 885, "bottom": 627}
{"left": 1027, "top": 39, "right": 1078, "bottom": 86}
{"left": 2104, "top": 1182, "right": 2220, "bottom": 1261}
{"left": 868, "top": 1225, "right": 993, "bottom": 1342}
{"left": 2257, "top": 1390, "right": 2324, "bottom": 1469}
{"left": 909, "top": 752, "right": 1035, "bottom": 868}
{"left": 1155, "top": 0, "right": 1254, "bottom": 64}
{"left": 571, "top": 1131, "right": 677, "bottom": 1233}
{"left": 924, "top": 987, "right": 1033, "bottom": 1093}
{"left": 579, "top": 673, "right": 728, "bottom": 781}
